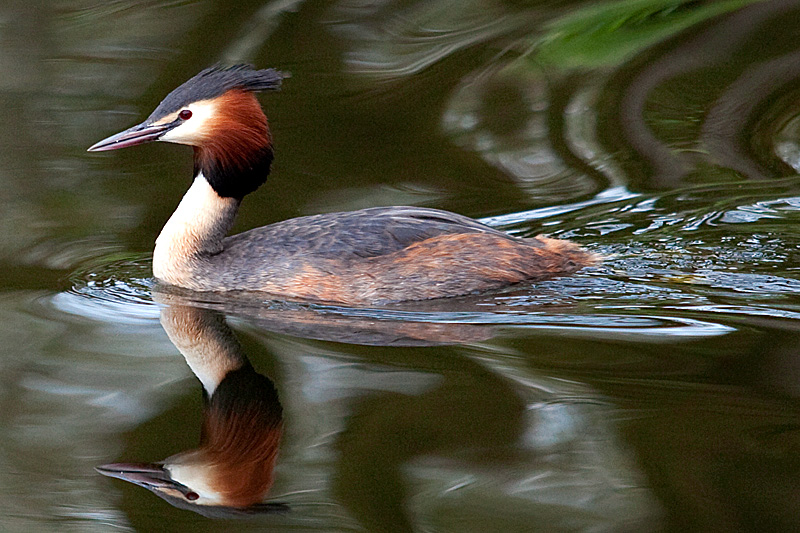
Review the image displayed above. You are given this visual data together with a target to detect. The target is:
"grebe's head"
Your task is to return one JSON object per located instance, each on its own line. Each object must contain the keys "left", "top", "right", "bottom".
{"left": 88, "top": 65, "right": 285, "bottom": 199}
{"left": 95, "top": 458, "right": 287, "bottom": 518}
{"left": 95, "top": 357, "right": 286, "bottom": 517}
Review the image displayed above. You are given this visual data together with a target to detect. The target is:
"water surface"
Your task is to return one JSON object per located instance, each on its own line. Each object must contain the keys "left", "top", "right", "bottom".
{"left": 3, "top": 0, "right": 800, "bottom": 531}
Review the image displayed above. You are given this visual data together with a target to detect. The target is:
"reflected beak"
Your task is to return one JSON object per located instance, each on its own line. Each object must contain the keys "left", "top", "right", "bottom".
{"left": 87, "top": 121, "right": 175, "bottom": 152}
{"left": 96, "top": 462, "right": 175, "bottom": 489}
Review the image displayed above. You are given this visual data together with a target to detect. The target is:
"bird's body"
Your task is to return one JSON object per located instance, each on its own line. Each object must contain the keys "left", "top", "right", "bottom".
{"left": 89, "top": 65, "right": 596, "bottom": 304}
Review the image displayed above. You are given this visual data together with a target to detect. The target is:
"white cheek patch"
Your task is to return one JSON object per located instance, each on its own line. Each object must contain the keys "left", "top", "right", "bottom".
{"left": 159, "top": 99, "right": 218, "bottom": 145}
{"left": 166, "top": 462, "right": 224, "bottom": 505}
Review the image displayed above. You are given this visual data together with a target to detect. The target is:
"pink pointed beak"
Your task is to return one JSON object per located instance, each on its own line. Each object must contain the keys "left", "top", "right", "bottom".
{"left": 87, "top": 121, "right": 175, "bottom": 152}
{"left": 95, "top": 462, "right": 174, "bottom": 489}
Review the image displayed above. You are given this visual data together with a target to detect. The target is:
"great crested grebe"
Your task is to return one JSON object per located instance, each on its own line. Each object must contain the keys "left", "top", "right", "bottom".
{"left": 88, "top": 65, "right": 596, "bottom": 304}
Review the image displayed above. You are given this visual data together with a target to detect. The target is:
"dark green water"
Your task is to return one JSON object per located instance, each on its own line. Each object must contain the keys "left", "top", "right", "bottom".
{"left": 4, "top": 0, "right": 800, "bottom": 531}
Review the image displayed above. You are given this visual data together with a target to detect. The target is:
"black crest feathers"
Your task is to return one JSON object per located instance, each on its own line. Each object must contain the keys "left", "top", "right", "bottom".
{"left": 147, "top": 65, "right": 285, "bottom": 123}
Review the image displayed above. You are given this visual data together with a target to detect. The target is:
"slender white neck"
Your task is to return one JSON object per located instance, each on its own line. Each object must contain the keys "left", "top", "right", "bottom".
{"left": 153, "top": 174, "right": 239, "bottom": 285}
{"left": 159, "top": 305, "right": 247, "bottom": 396}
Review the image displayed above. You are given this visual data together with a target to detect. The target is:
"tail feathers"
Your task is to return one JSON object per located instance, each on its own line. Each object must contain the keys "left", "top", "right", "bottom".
{"left": 528, "top": 235, "right": 601, "bottom": 277}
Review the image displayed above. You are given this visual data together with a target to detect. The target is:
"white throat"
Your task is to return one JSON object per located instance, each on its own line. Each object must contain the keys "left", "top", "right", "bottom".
{"left": 153, "top": 174, "right": 239, "bottom": 287}
{"left": 159, "top": 305, "right": 247, "bottom": 396}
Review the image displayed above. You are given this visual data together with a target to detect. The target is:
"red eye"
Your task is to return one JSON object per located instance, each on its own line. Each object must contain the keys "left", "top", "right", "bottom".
{"left": 186, "top": 492, "right": 199, "bottom": 501}
{"left": 179, "top": 109, "right": 192, "bottom": 120}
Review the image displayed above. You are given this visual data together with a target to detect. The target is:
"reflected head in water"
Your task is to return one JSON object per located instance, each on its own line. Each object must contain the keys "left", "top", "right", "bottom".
{"left": 97, "top": 305, "right": 285, "bottom": 517}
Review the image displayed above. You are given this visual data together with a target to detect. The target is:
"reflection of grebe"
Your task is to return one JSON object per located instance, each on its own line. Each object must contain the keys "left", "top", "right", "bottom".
{"left": 88, "top": 65, "right": 596, "bottom": 304}
{"left": 97, "top": 306, "right": 285, "bottom": 517}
